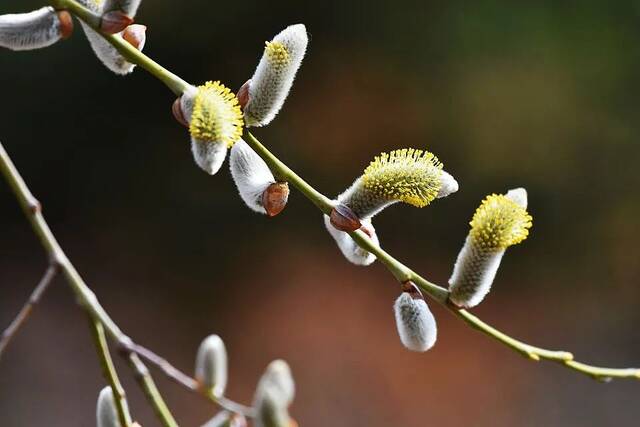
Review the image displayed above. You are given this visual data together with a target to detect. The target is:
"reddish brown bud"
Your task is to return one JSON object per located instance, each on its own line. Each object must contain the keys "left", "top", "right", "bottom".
{"left": 172, "top": 97, "right": 189, "bottom": 127}
{"left": 401, "top": 281, "right": 424, "bottom": 300}
{"left": 122, "top": 24, "right": 146, "bottom": 50}
{"left": 100, "top": 10, "right": 134, "bottom": 34}
{"left": 57, "top": 11, "right": 74, "bottom": 40}
{"left": 262, "top": 182, "right": 289, "bottom": 217}
{"left": 237, "top": 79, "right": 251, "bottom": 110}
{"left": 329, "top": 204, "right": 361, "bottom": 232}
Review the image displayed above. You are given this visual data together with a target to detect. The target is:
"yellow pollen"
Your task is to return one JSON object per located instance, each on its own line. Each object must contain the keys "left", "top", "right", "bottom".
{"left": 264, "top": 41, "right": 290, "bottom": 68}
{"left": 362, "top": 148, "right": 443, "bottom": 207}
{"left": 189, "top": 81, "right": 244, "bottom": 148}
{"left": 469, "top": 194, "right": 533, "bottom": 249}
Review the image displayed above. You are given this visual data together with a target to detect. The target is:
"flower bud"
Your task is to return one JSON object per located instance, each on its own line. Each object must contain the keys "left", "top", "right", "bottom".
{"left": 195, "top": 334, "right": 228, "bottom": 397}
{"left": 122, "top": 24, "right": 146, "bottom": 50}
{"left": 324, "top": 215, "right": 378, "bottom": 266}
{"left": 230, "top": 139, "right": 288, "bottom": 215}
{"left": 448, "top": 188, "right": 532, "bottom": 308}
{"left": 338, "top": 148, "right": 457, "bottom": 220}
{"left": 394, "top": 282, "right": 437, "bottom": 352}
{"left": 243, "top": 24, "right": 308, "bottom": 127}
{"left": 0, "top": 7, "right": 71, "bottom": 51}
{"left": 179, "top": 82, "right": 244, "bottom": 174}
{"left": 253, "top": 360, "right": 295, "bottom": 427}
{"left": 201, "top": 411, "right": 247, "bottom": 427}
{"left": 97, "top": 386, "right": 131, "bottom": 427}
{"left": 78, "top": 0, "right": 144, "bottom": 75}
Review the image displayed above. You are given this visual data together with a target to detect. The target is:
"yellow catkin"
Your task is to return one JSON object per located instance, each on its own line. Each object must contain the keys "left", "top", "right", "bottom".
{"left": 469, "top": 194, "right": 532, "bottom": 249}
{"left": 189, "top": 81, "right": 244, "bottom": 148}
{"left": 264, "top": 41, "right": 290, "bottom": 68}
{"left": 361, "top": 148, "right": 443, "bottom": 207}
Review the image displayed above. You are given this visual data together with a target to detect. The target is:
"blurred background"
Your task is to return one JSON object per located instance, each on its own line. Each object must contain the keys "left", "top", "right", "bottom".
{"left": 1, "top": 0, "right": 640, "bottom": 425}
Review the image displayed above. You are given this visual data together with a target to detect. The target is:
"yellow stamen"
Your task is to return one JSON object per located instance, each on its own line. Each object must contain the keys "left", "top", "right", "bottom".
{"left": 470, "top": 194, "right": 532, "bottom": 249}
{"left": 264, "top": 41, "right": 290, "bottom": 68}
{"left": 362, "top": 148, "right": 443, "bottom": 207}
{"left": 189, "top": 81, "right": 244, "bottom": 148}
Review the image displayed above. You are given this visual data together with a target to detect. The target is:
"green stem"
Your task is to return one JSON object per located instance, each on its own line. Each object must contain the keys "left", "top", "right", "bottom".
{"left": 244, "top": 131, "right": 334, "bottom": 213}
{"left": 127, "top": 354, "right": 179, "bottom": 427}
{"left": 88, "top": 316, "right": 133, "bottom": 427}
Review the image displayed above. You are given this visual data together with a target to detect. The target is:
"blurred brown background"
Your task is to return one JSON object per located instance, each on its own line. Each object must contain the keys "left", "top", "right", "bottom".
{"left": 1, "top": 0, "right": 640, "bottom": 426}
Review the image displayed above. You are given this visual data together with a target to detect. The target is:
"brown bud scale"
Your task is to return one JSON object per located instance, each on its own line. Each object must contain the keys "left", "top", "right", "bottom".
{"left": 237, "top": 79, "right": 251, "bottom": 110}
{"left": 57, "top": 11, "right": 74, "bottom": 40}
{"left": 122, "top": 24, "right": 146, "bottom": 50}
{"left": 172, "top": 97, "right": 189, "bottom": 127}
{"left": 100, "top": 10, "right": 134, "bottom": 34}
{"left": 329, "top": 204, "right": 361, "bottom": 232}
{"left": 262, "top": 182, "right": 289, "bottom": 217}
{"left": 401, "top": 281, "right": 424, "bottom": 300}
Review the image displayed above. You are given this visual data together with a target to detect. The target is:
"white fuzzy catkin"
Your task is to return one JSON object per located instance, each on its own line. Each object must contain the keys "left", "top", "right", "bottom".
{"left": 191, "top": 138, "right": 228, "bottom": 175}
{"left": 103, "top": 0, "right": 142, "bottom": 17}
{"left": 97, "top": 386, "right": 128, "bottom": 427}
{"left": 243, "top": 24, "right": 308, "bottom": 127}
{"left": 0, "top": 7, "right": 64, "bottom": 51}
{"left": 323, "top": 215, "right": 378, "bottom": 266}
{"left": 338, "top": 167, "right": 459, "bottom": 220}
{"left": 253, "top": 360, "right": 295, "bottom": 427}
{"left": 195, "top": 334, "right": 228, "bottom": 397}
{"left": 448, "top": 188, "right": 529, "bottom": 308}
{"left": 229, "top": 139, "right": 276, "bottom": 214}
{"left": 78, "top": 0, "right": 143, "bottom": 75}
{"left": 394, "top": 291, "right": 437, "bottom": 352}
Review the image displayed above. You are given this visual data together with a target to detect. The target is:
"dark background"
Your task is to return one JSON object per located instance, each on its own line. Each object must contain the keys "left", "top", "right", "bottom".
{"left": 1, "top": 1, "right": 640, "bottom": 426}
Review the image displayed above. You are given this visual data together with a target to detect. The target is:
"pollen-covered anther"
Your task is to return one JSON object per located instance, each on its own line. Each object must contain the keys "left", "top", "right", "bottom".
{"left": 189, "top": 81, "right": 244, "bottom": 149}
{"left": 363, "top": 148, "right": 443, "bottom": 208}
{"left": 329, "top": 204, "right": 362, "bottom": 232}
{"left": 337, "top": 148, "right": 456, "bottom": 220}
{"left": 448, "top": 188, "right": 533, "bottom": 308}
{"left": 469, "top": 193, "right": 532, "bottom": 249}
{"left": 263, "top": 182, "right": 290, "bottom": 217}
{"left": 100, "top": 10, "right": 134, "bottom": 34}
{"left": 122, "top": 24, "right": 146, "bottom": 50}
{"left": 265, "top": 41, "right": 290, "bottom": 67}
{"left": 243, "top": 24, "right": 308, "bottom": 127}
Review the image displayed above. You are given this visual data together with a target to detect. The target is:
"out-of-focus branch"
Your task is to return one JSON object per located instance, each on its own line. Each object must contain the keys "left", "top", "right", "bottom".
{"left": 0, "top": 140, "right": 254, "bottom": 421}
{"left": 88, "top": 316, "right": 133, "bottom": 427}
{"left": 0, "top": 263, "right": 58, "bottom": 359}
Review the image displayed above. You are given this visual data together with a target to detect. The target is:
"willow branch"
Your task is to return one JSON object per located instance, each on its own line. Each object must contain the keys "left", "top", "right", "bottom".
{"left": 125, "top": 352, "right": 179, "bottom": 427}
{"left": 120, "top": 341, "right": 255, "bottom": 416}
{"left": 0, "top": 263, "right": 58, "bottom": 360}
{"left": 0, "top": 140, "right": 254, "bottom": 417}
{"left": 88, "top": 316, "right": 133, "bottom": 427}
{"left": 0, "top": 141, "right": 180, "bottom": 426}
{"left": 37, "top": 0, "right": 640, "bottom": 383}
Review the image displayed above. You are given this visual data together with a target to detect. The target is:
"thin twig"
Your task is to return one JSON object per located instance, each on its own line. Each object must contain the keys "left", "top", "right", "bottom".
{"left": 125, "top": 352, "right": 179, "bottom": 427}
{"left": 0, "top": 262, "right": 59, "bottom": 360}
{"left": 120, "top": 341, "right": 255, "bottom": 417}
{"left": 88, "top": 315, "right": 133, "bottom": 427}
{"left": 0, "top": 141, "right": 181, "bottom": 426}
